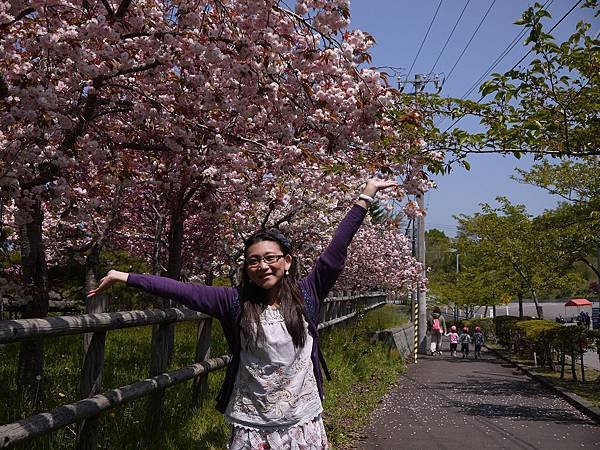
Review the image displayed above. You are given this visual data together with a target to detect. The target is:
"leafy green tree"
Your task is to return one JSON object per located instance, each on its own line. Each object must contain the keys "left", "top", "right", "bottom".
{"left": 514, "top": 158, "right": 600, "bottom": 282}
{"left": 456, "top": 198, "right": 583, "bottom": 317}
{"left": 393, "top": 1, "right": 599, "bottom": 166}
{"left": 425, "top": 229, "right": 452, "bottom": 273}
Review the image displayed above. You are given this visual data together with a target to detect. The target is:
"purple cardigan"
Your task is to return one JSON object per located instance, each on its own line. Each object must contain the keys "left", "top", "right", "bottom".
{"left": 127, "top": 204, "right": 367, "bottom": 413}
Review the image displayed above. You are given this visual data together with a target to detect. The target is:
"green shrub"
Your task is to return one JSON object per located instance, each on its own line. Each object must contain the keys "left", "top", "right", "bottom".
{"left": 463, "top": 318, "right": 495, "bottom": 342}
{"left": 493, "top": 316, "right": 524, "bottom": 350}
{"left": 514, "top": 320, "right": 561, "bottom": 367}
{"left": 546, "top": 325, "right": 597, "bottom": 380}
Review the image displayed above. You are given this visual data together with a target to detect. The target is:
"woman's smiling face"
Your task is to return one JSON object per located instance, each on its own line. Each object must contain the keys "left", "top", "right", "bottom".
{"left": 245, "top": 240, "right": 292, "bottom": 291}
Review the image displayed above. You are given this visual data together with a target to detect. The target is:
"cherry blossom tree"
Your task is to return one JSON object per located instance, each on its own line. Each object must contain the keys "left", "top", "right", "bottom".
{"left": 1, "top": 0, "right": 435, "bottom": 390}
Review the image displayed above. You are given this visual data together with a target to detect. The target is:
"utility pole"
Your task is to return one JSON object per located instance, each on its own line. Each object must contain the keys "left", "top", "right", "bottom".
{"left": 400, "top": 73, "right": 443, "bottom": 355}
{"left": 416, "top": 191, "right": 427, "bottom": 354}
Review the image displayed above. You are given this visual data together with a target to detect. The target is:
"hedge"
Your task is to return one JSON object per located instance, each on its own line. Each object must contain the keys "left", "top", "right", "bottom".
{"left": 493, "top": 316, "right": 599, "bottom": 381}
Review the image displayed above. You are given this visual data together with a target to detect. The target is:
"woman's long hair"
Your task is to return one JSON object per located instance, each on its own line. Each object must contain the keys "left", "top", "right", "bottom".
{"left": 239, "top": 229, "right": 306, "bottom": 349}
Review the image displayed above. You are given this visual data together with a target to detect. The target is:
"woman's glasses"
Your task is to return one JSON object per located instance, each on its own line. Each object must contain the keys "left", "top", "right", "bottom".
{"left": 245, "top": 254, "right": 285, "bottom": 268}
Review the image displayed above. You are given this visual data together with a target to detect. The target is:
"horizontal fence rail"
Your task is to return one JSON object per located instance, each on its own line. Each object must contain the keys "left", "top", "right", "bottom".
{"left": 0, "top": 291, "right": 392, "bottom": 448}
{"left": 0, "top": 308, "right": 208, "bottom": 344}
{"left": 319, "top": 294, "right": 387, "bottom": 330}
{"left": 0, "top": 356, "right": 231, "bottom": 447}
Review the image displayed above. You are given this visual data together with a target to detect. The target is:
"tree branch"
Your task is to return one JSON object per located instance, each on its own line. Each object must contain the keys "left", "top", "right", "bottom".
{"left": 0, "top": 7, "right": 35, "bottom": 30}
{"left": 117, "top": 142, "right": 171, "bottom": 152}
{"left": 115, "top": 0, "right": 132, "bottom": 18}
{"left": 579, "top": 257, "right": 600, "bottom": 278}
{"left": 0, "top": 73, "right": 8, "bottom": 99}
{"left": 100, "top": 0, "right": 115, "bottom": 17}
{"left": 106, "top": 60, "right": 161, "bottom": 80}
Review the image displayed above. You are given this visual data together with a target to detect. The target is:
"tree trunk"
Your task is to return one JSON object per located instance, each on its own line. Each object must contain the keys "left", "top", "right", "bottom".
{"left": 146, "top": 201, "right": 185, "bottom": 434}
{"left": 164, "top": 207, "right": 186, "bottom": 356}
{"left": 571, "top": 352, "right": 577, "bottom": 380}
{"left": 78, "top": 242, "right": 107, "bottom": 450}
{"left": 166, "top": 211, "right": 184, "bottom": 280}
{"left": 560, "top": 351, "right": 565, "bottom": 379}
{"left": 580, "top": 351, "right": 585, "bottom": 382}
{"left": 518, "top": 291, "right": 523, "bottom": 318}
{"left": 530, "top": 288, "right": 542, "bottom": 319}
{"left": 205, "top": 270, "right": 214, "bottom": 287}
{"left": 545, "top": 344, "right": 554, "bottom": 371}
{"left": 592, "top": 246, "right": 600, "bottom": 376}
{"left": 17, "top": 199, "right": 49, "bottom": 396}
{"left": 151, "top": 213, "right": 164, "bottom": 275}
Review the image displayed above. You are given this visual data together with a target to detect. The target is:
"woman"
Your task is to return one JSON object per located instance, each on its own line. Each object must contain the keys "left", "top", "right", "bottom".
{"left": 88, "top": 178, "right": 397, "bottom": 449}
{"left": 428, "top": 306, "right": 446, "bottom": 356}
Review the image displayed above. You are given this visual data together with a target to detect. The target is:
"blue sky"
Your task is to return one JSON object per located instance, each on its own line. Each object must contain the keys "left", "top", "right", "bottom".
{"left": 347, "top": 0, "right": 596, "bottom": 235}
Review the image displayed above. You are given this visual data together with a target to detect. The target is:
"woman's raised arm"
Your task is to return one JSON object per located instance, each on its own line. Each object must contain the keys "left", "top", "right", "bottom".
{"left": 303, "top": 178, "right": 398, "bottom": 302}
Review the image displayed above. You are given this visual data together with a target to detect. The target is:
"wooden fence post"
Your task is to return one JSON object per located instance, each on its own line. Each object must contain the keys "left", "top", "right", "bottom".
{"left": 192, "top": 318, "right": 212, "bottom": 406}
{"left": 77, "top": 293, "right": 107, "bottom": 450}
{"left": 146, "top": 320, "right": 171, "bottom": 433}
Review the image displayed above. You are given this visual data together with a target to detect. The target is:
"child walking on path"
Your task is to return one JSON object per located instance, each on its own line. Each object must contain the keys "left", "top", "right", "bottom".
{"left": 448, "top": 325, "right": 459, "bottom": 357}
{"left": 459, "top": 327, "right": 471, "bottom": 359}
{"left": 87, "top": 178, "right": 398, "bottom": 450}
{"left": 473, "top": 326, "right": 485, "bottom": 359}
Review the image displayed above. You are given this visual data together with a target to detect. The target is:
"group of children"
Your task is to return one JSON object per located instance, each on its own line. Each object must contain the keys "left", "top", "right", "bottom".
{"left": 428, "top": 307, "right": 485, "bottom": 359}
{"left": 447, "top": 325, "right": 485, "bottom": 359}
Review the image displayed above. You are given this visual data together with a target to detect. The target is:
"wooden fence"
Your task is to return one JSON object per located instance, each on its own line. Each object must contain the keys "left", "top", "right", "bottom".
{"left": 0, "top": 300, "right": 82, "bottom": 320}
{"left": 0, "top": 292, "right": 389, "bottom": 448}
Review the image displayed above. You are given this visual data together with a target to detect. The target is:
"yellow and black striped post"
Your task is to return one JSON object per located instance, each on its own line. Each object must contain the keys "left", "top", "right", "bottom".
{"left": 413, "top": 300, "right": 419, "bottom": 363}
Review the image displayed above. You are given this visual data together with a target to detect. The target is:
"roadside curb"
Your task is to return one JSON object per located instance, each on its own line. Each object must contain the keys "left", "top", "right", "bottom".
{"left": 484, "top": 344, "right": 600, "bottom": 424}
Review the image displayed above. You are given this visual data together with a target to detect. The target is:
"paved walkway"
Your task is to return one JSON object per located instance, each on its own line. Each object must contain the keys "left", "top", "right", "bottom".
{"left": 357, "top": 348, "right": 599, "bottom": 449}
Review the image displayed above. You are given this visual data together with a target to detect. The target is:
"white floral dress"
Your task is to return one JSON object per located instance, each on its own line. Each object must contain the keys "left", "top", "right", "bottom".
{"left": 225, "top": 306, "right": 329, "bottom": 450}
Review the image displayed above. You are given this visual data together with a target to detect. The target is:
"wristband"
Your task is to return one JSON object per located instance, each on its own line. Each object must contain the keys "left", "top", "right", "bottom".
{"left": 358, "top": 193, "right": 375, "bottom": 204}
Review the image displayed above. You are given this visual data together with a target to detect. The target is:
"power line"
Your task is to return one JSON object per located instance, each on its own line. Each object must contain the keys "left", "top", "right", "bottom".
{"left": 406, "top": 0, "right": 444, "bottom": 80}
{"left": 510, "top": 0, "right": 584, "bottom": 70}
{"left": 442, "top": 0, "right": 584, "bottom": 133}
{"left": 445, "top": 0, "right": 497, "bottom": 84}
{"left": 430, "top": 0, "right": 471, "bottom": 74}
{"left": 460, "top": 0, "right": 554, "bottom": 100}
{"left": 460, "top": 29, "right": 528, "bottom": 100}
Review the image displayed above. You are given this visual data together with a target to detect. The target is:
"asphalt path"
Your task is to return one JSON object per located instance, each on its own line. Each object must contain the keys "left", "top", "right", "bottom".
{"left": 357, "top": 348, "right": 599, "bottom": 450}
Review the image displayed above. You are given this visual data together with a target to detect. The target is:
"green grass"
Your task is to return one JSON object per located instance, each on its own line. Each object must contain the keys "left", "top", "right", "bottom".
{"left": 0, "top": 304, "right": 408, "bottom": 449}
{"left": 322, "top": 305, "right": 408, "bottom": 449}
{"left": 488, "top": 344, "right": 600, "bottom": 407}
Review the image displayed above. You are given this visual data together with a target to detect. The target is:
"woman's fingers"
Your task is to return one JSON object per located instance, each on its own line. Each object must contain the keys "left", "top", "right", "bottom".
{"left": 377, "top": 180, "right": 399, "bottom": 190}
{"left": 86, "top": 276, "right": 112, "bottom": 298}
{"left": 367, "top": 178, "right": 399, "bottom": 192}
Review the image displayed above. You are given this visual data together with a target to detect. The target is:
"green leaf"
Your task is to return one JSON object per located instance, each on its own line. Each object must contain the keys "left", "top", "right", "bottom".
{"left": 480, "top": 81, "right": 497, "bottom": 96}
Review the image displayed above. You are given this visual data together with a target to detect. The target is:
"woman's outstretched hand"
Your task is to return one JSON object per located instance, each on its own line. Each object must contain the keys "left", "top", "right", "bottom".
{"left": 87, "top": 270, "right": 129, "bottom": 298}
{"left": 362, "top": 178, "right": 399, "bottom": 197}
{"left": 355, "top": 178, "right": 400, "bottom": 210}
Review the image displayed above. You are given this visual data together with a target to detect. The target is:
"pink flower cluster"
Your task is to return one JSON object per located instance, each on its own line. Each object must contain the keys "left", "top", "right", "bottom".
{"left": 0, "top": 0, "right": 430, "bottom": 294}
